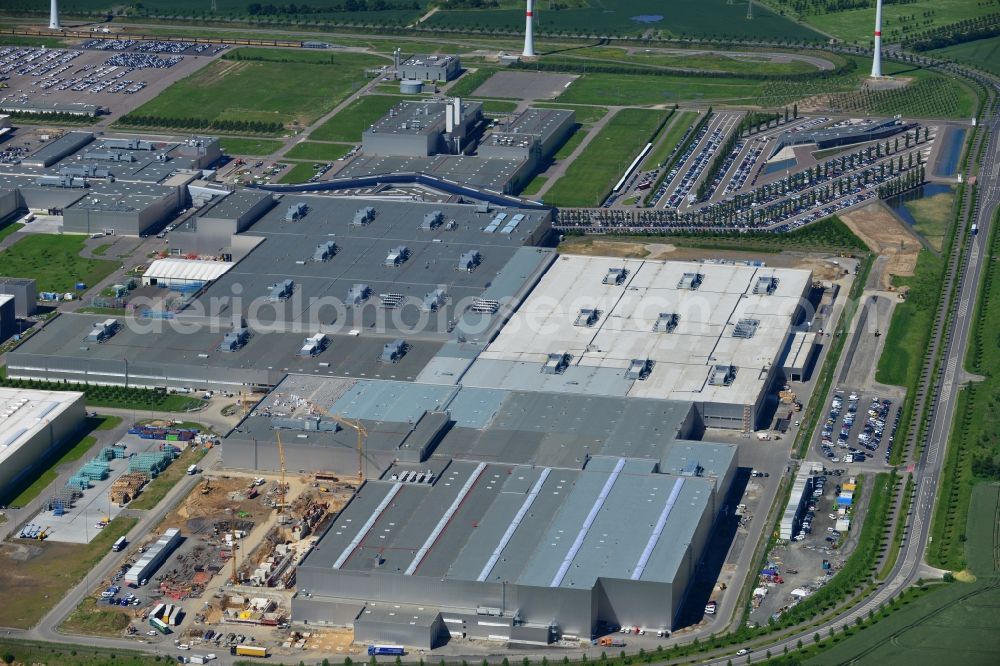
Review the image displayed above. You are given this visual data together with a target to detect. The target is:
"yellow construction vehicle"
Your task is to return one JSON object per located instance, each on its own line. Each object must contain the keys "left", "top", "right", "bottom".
{"left": 201, "top": 478, "right": 211, "bottom": 495}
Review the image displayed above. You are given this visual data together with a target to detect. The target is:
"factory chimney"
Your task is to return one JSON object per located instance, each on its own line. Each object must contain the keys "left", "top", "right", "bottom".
{"left": 871, "top": 0, "right": 883, "bottom": 77}
{"left": 523, "top": 0, "right": 535, "bottom": 57}
{"left": 49, "top": 0, "right": 61, "bottom": 30}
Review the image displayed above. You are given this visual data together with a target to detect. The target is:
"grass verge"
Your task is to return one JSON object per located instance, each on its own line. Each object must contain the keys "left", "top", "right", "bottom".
{"left": 879, "top": 473, "right": 914, "bottom": 581}
{"left": 0, "top": 221, "right": 23, "bottom": 244}
{"left": 219, "top": 137, "right": 284, "bottom": 156}
{"left": 310, "top": 94, "right": 397, "bottom": 142}
{"left": 0, "top": 637, "right": 163, "bottom": 666}
{"left": 60, "top": 597, "right": 131, "bottom": 637}
{"left": 283, "top": 141, "right": 353, "bottom": 161}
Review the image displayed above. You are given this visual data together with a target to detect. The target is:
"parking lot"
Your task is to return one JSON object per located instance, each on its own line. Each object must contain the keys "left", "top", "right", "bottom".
{"left": 816, "top": 390, "right": 901, "bottom": 466}
{"left": 0, "top": 42, "right": 223, "bottom": 119}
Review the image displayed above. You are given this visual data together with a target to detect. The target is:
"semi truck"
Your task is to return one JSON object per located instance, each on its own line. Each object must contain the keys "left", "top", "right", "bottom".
{"left": 368, "top": 645, "right": 406, "bottom": 656}
{"left": 599, "top": 636, "right": 626, "bottom": 647}
{"left": 112, "top": 536, "right": 127, "bottom": 552}
{"left": 230, "top": 645, "right": 268, "bottom": 658}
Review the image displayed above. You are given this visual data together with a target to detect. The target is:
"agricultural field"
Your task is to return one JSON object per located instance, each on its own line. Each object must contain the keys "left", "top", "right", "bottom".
{"left": 557, "top": 71, "right": 767, "bottom": 106}
{"left": 310, "top": 94, "right": 399, "bottom": 142}
{"left": 0, "top": 234, "right": 116, "bottom": 293}
{"left": 772, "top": 0, "right": 993, "bottom": 44}
{"left": 284, "top": 141, "right": 354, "bottom": 161}
{"left": 542, "top": 108, "right": 667, "bottom": 207}
{"left": 123, "top": 49, "right": 384, "bottom": 132}
{"left": 2, "top": 0, "right": 427, "bottom": 23}
{"left": 426, "top": 0, "right": 821, "bottom": 41}
{"left": 218, "top": 137, "right": 284, "bottom": 157}
{"left": 932, "top": 35, "right": 1000, "bottom": 77}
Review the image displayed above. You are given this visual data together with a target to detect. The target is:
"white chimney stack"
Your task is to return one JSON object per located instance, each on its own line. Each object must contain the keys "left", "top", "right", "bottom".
{"left": 871, "top": 0, "right": 883, "bottom": 77}
{"left": 453, "top": 97, "right": 462, "bottom": 125}
{"left": 49, "top": 0, "right": 60, "bottom": 30}
{"left": 445, "top": 104, "right": 454, "bottom": 134}
{"left": 523, "top": 0, "right": 535, "bottom": 58}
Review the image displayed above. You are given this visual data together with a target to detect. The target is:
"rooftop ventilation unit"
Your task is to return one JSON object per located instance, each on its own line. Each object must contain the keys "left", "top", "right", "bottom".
{"left": 471, "top": 297, "right": 500, "bottom": 314}
{"left": 754, "top": 275, "right": 779, "bottom": 295}
{"left": 484, "top": 212, "right": 507, "bottom": 233}
{"left": 313, "top": 241, "right": 336, "bottom": 262}
{"left": 298, "top": 333, "right": 328, "bottom": 357}
{"left": 603, "top": 267, "right": 628, "bottom": 286}
{"left": 380, "top": 339, "right": 407, "bottom": 363}
{"left": 347, "top": 283, "right": 370, "bottom": 306}
{"left": 678, "top": 272, "right": 703, "bottom": 290}
{"left": 267, "top": 279, "right": 293, "bottom": 302}
{"left": 35, "top": 175, "right": 87, "bottom": 188}
{"left": 679, "top": 460, "right": 703, "bottom": 477}
{"left": 541, "top": 352, "right": 570, "bottom": 375}
{"left": 285, "top": 202, "right": 307, "bottom": 222}
{"left": 708, "top": 364, "right": 738, "bottom": 386}
{"left": 352, "top": 207, "right": 375, "bottom": 226}
{"left": 379, "top": 292, "right": 404, "bottom": 309}
{"left": 85, "top": 318, "right": 119, "bottom": 343}
{"left": 625, "top": 358, "right": 653, "bottom": 380}
{"left": 219, "top": 325, "right": 250, "bottom": 352}
{"left": 458, "top": 250, "right": 482, "bottom": 272}
{"left": 421, "top": 210, "right": 443, "bottom": 231}
{"left": 733, "top": 318, "right": 760, "bottom": 339}
{"left": 574, "top": 308, "right": 599, "bottom": 327}
{"left": 421, "top": 288, "right": 447, "bottom": 312}
{"left": 653, "top": 312, "right": 679, "bottom": 333}
{"left": 384, "top": 246, "right": 410, "bottom": 267}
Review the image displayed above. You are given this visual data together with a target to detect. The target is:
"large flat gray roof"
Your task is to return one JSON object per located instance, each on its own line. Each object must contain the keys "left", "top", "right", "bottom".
{"left": 190, "top": 195, "right": 550, "bottom": 338}
{"left": 337, "top": 154, "right": 525, "bottom": 192}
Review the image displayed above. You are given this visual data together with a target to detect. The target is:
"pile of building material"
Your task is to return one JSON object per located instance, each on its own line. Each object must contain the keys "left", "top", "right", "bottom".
{"left": 110, "top": 472, "right": 149, "bottom": 505}
{"left": 221, "top": 595, "right": 283, "bottom": 626}
{"left": 128, "top": 449, "right": 175, "bottom": 476}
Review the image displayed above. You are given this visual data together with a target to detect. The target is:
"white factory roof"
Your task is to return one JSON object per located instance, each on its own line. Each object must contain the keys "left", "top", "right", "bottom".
{"left": 476, "top": 255, "right": 812, "bottom": 403}
{"left": 0, "top": 387, "right": 84, "bottom": 465}
{"left": 143, "top": 258, "right": 234, "bottom": 283}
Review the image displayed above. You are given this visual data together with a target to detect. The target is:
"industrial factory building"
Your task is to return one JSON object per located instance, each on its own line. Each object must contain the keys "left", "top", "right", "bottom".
{"left": 396, "top": 54, "right": 461, "bottom": 82}
{"left": 0, "top": 132, "right": 221, "bottom": 235}
{"left": 227, "top": 375, "right": 737, "bottom": 644}
{"left": 362, "top": 98, "right": 483, "bottom": 157}
{"left": 0, "top": 277, "right": 38, "bottom": 318}
{"left": 0, "top": 294, "right": 15, "bottom": 343}
{"left": 0, "top": 387, "right": 86, "bottom": 495}
{"left": 464, "top": 256, "right": 813, "bottom": 430}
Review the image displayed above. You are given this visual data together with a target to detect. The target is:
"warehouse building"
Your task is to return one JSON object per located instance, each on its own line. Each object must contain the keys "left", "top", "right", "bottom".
{"left": 231, "top": 376, "right": 737, "bottom": 644}
{"left": 124, "top": 528, "right": 182, "bottom": 586}
{"left": 362, "top": 99, "right": 482, "bottom": 157}
{"left": 170, "top": 190, "right": 275, "bottom": 256}
{"left": 782, "top": 331, "right": 817, "bottom": 383}
{"left": 0, "top": 294, "right": 15, "bottom": 342}
{"left": 0, "top": 387, "right": 86, "bottom": 495}
{"left": 0, "top": 277, "right": 35, "bottom": 318}
{"left": 479, "top": 108, "right": 576, "bottom": 166}
{"left": 396, "top": 54, "right": 461, "bottom": 82}
{"left": 464, "top": 256, "right": 813, "bottom": 431}
{"left": 61, "top": 185, "right": 180, "bottom": 236}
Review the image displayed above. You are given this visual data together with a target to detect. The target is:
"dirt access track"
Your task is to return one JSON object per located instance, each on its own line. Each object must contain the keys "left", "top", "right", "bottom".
{"left": 838, "top": 202, "right": 920, "bottom": 289}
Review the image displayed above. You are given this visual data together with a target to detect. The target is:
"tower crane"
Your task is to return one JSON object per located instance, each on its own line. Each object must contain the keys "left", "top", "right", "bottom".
{"left": 308, "top": 402, "right": 368, "bottom": 483}
{"left": 276, "top": 431, "right": 287, "bottom": 520}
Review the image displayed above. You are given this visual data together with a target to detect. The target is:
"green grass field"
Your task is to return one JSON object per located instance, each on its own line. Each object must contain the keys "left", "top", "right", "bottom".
{"left": 644, "top": 110, "right": 699, "bottom": 168}
{"left": 218, "top": 137, "right": 284, "bottom": 157}
{"left": 543, "top": 108, "right": 665, "bottom": 207}
{"left": 125, "top": 49, "right": 383, "bottom": 130}
{"left": 284, "top": 141, "right": 354, "bottom": 161}
{"left": 0, "top": 234, "right": 117, "bottom": 293}
{"left": 544, "top": 46, "right": 825, "bottom": 76}
{"left": 310, "top": 94, "right": 398, "bottom": 142}
{"left": 790, "top": 0, "right": 989, "bottom": 44}
{"left": 557, "top": 71, "right": 766, "bottom": 106}
{"left": 932, "top": 35, "right": 1000, "bottom": 77}
{"left": 0, "top": 638, "right": 165, "bottom": 666}
{"left": 876, "top": 248, "right": 944, "bottom": 387}
{"left": 905, "top": 186, "right": 956, "bottom": 252}
{"left": 427, "top": 0, "right": 821, "bottom": 40}
{"left": 552, "top": 127, "right": 588, "bottom": 161}
{"left": 0, "top": 516, "right": 136, "bottom": 629}
{"left": 279, "top": 162, "right": 321, "bottom": 184}
{"left": 60, "top": 597, "right": 131, "bottom": 637}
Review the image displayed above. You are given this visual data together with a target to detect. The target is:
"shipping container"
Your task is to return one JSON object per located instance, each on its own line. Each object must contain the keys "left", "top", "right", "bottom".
{"left": 368, "top": 645, "right": 406, "bottom": 656}
{"left": 149, "top": 617, "right": 171, "bottom": 634}
{"left": 231, "top": 645, "right": 268, "bottom": 657}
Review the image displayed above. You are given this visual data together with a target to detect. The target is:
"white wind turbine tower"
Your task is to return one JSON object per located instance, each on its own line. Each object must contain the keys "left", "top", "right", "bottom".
{"left": 871, "top": 0, "right": 883, "bottom": 77}
{"left": 523, "top": 0, "right": 535, "bottom": 57}
{"left": 49, "top": 0, "right": 61, "bottom": 30}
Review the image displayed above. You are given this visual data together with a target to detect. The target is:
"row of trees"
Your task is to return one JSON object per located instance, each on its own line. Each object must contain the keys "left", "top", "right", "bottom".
{"left": 120, "top": 114, "right": 284, "bottom": 134}
{"left": 245, "top": 0, "right": 419, "bottom": 14}
{"left": 906, "top": 12, "right": 1000, "bottom": 50}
